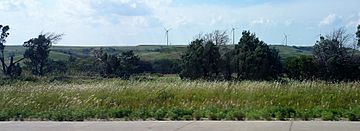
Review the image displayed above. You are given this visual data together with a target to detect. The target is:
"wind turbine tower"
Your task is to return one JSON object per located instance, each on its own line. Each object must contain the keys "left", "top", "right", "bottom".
{"left": 284, "top": 34, "right": 288, "bottom": 46}
{"left": 231, "top": 27, "right": 236, "bottom": 45}
{"left": 165, "top": 28, "right": 172, "bottom": 46}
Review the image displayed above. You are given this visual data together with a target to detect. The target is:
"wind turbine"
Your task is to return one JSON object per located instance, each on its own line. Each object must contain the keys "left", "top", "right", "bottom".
{"left": 164, "top": 28, "right": 172, "bottom": 46}
{"left": 283, "top": 33, "right": 290, "bottom": 46}
{"left": 231, "top": 27, "right": 239, "bottom": 45}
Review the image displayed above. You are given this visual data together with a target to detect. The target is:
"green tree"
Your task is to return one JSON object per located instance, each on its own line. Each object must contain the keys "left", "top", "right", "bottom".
{"left": 118, "top": 50, "right": 141, "bottom": 78}
{"left": 313, "top": 36, "right": 346, "bottom": 81}
{"left": 285, "top": 55, "right": 318, "bottom": 80}
{"left": 202, "top": 41, "right": 221, "bottom": 79}
{"left": 91, "top": 48, "right": 120, "bottom": 77}
{"left": 180, "top": 39, "right": 205, "bottom": 80}
{"left": 0, "top": 25, "right": 9, "bottom": 73}
{"left": 220, "top": 48, "right": 234, "bottom": 80}
{"left": 23, "top": 33, "right": 63, "bottom": 76}
{"left": 313, "top": 28, "right": 360, "bottom": 81}
{"left": 0, "top": 25, "right": 23, "bottom": 78}
{"left": 234, "top": 31, "right": 282, "bottom": 80}
{"left": 152, "top": 59, "right": 180, "bottom": 74}
{"left": 180, "top": 38, "right": 221, "bottom": 80}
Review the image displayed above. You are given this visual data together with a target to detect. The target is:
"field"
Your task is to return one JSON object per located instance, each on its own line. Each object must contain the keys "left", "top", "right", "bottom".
{"left": 4, "top": 45, "right": 312, "bottom": 62}
{"left": 0, "top": 76, "right": 359, "bottom": 121}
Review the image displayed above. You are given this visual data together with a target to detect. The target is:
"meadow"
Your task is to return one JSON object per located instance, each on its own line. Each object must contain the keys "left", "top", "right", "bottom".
{"left": 4, "top": 45, "right": 312, "bottom": 62}
{"left": 0, "top": 76, "right": 359, "bottom": 121}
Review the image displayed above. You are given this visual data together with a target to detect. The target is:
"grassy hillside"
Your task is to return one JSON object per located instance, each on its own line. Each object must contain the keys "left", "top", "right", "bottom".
{"left": 3, "top": 45, "right": 314, "bottom": 62}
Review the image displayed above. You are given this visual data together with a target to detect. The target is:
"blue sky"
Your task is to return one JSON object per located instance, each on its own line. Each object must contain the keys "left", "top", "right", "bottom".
{"left": 0, "top": 0, "right": 360, "bottom": 46}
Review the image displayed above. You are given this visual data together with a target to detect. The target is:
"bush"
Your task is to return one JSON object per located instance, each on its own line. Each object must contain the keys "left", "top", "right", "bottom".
{"left": 154, "top": 109, "right": 167, "bottom": 120}
{"left": 285, "top": 55, "right": 318, "bottom": 80}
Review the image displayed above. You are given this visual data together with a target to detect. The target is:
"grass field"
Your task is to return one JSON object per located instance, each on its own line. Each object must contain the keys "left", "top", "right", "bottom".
{"left": 0, "top": 76, "right": 359, "bottom": 121}
{"left": 4, "top": 45, "right": 313, "bottom": 62}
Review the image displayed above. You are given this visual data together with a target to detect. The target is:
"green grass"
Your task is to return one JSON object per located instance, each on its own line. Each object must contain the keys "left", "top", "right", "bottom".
{"left": 0, "top": 76, "right": 359, "bottom": 121}
{"left": 4, "top": 45, "right": 313, "bottom": 62}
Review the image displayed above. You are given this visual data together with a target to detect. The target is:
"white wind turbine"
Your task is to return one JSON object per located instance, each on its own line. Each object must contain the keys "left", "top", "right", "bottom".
{"left": 164, "top": 28, "right": 172, "bottom": 46}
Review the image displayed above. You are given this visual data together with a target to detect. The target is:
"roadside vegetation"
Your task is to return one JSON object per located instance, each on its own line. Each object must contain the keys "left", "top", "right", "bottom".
{"left": 0, "top": 76, "right": 359, "bottom": 121}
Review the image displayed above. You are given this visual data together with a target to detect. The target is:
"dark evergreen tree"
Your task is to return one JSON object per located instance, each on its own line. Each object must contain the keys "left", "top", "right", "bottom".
{"left": 202, "top": 41, "right": 221, "bottom": 79}
{"left": 220, "top": 48, "right": 234, "bottom": 80}
{"left": 180, "top": 39, "right": 205, "bottom": 80}
{"left": 234, "top": 31, "right": 282, "bottom": 80}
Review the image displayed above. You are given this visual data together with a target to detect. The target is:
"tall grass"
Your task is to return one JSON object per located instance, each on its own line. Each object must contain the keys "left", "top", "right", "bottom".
{"left": 0, "top": 76, "right": 359, "bottom": 121}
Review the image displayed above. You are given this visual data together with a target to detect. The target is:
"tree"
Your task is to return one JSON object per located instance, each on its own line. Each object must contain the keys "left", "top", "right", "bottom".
{"left": 0, "top": 25, "right": 23, "bottom": 78}
{"left": 46, "top": 60, "right": 68, "bottom": 75}
{"left": 152, "top": 59, "right": 180, "bottom": 74}
{"left": 313, "top": 36, "right": 346, "bottom": 81}
{"left": 91, "top": 48, "right": 119, "bottom": 77}
{"left": 285, "top": 55, "right": 318, "bottom": 80}
{"left": 313, "top": 28, "right": 360, "bottom": 81}
{"left": 202, "top": 41, "right": 221, "bottom": 79}
{"left": 92, "top": 49, "right": 142, "bottom": 78}
{"left": 220, "top": 48, "right": 234, "bottom": 80}
{"left": 0, "top": 25, "right": 9, "bottom": 73}
{"left": 205, "top": 30, "right": 230, "bottom": 45}
{"left": 180, "top": 39, "right": 205, "bottom": 80}
{"left": 357, "top": 25, "right": 360, "bottom": 46}
{"left": 234, "top": 31, "right": 282, "bottom": 80}
{"left": 23, "top": 33, "right": 63, "bottom": 76}
{"left": 118, "top": 50, "right": 141, "bottom": 78}
{"left": 180, "top": 38, "right": 222, "bottom": 80}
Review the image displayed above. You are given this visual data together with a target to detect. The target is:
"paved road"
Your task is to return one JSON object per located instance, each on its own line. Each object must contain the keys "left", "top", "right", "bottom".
{"left": 0, "top": 121, "right": 359, "bottom": 131}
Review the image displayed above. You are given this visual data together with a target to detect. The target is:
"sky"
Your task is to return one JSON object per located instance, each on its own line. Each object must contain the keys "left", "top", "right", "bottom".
{"left": 0, "top": 0, "right": 360, "bottom": 46}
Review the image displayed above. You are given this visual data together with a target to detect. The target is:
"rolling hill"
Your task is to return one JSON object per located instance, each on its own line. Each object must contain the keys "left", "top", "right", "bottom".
{"left": 3, "top": 45, "right": 313, "bottom": 62}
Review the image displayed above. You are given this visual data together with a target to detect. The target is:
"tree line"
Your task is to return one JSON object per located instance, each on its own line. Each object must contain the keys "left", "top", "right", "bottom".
{"left": 0, "top": 24, "right": 180, "bottom": 79}
{"left": 1, "top": 24, "right": 360, "bottom": 82}
{"left": 181, "top": 26, "right": 360, "bottom": 82}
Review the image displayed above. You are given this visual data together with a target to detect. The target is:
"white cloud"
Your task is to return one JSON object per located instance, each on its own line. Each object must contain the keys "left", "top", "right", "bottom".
{"left": 1, "top": 0, "right": 360, "bottom": 46}
{"left": 319, "top": 14, "right": 337, "bottom": 26}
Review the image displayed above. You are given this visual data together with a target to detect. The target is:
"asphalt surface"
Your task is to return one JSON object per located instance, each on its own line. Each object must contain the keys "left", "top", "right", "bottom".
{"left": 0, "top": 121, "right": 359, "bottom": 131}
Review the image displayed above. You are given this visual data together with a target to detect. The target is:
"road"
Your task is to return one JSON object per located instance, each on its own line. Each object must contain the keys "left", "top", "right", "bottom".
{"left": 0, "top": 121, "right": 359, "bottom": 131}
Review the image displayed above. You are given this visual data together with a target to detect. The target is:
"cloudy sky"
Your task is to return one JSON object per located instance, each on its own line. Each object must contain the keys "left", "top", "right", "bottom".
{"left": 1, "top": 0, "right": 360, "bottom": 46}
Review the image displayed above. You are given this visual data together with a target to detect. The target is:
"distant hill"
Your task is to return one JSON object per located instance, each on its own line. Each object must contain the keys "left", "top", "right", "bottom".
{"left": 4, "top": 45, "right": 314, "bottom": 62}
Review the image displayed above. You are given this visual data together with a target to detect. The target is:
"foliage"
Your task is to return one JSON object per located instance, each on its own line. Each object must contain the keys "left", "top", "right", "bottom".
{"left": 201, "top": 30, "right": 230, "bottom": 45}
{"left": 118, "top": 50, "right": 142, "bottom": 77}
{"left": 46, "top": 60, "right": 68, "bottom": 74}
{"left": 233, "top": 31, "right": 282, "bottom": 80}
{"left": 180, "top": 39, "right": 221, "bottom": 80}
{"left": 0, "top": 25, "right": 23, "bottom": 78}
{"left": 285, "top": 55, "right": 319, "bottom": 80}
{"left": 0, "top": 77, "right": 359, "bottom": 121}
{"left": 93, "top": 49, "right": 143, "bottom": 79}
{"left": 152, "top": 59, "right": 181, "bottom": 74}
{"left": 0, "top": 25, "right": 10, "bottom": 67}
{"left": 23, "top": 33, "right": 63, "bottom": 76}
{"left": 202, "top": 41, "right": 221, "bottom": 79}
{"left": 180, "top": 39, "right": 205, "bottom": 80}
{"left": 220, "top": 48, "right": 234, "bottom": 80}
{"left": 313, "top": 29, "right": 360, "bottom": 81}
